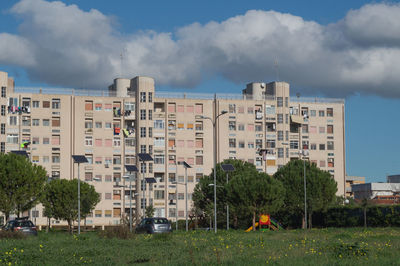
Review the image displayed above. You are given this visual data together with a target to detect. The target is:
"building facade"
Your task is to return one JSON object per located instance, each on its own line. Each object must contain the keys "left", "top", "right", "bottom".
{"left": 0, "top": 71, "right": 346, "bottom": 226}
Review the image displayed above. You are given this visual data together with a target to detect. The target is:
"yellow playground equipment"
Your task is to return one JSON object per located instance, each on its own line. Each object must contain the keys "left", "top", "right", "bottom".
{"left": 245, "top": 214, "right": 284, "bottom": 232}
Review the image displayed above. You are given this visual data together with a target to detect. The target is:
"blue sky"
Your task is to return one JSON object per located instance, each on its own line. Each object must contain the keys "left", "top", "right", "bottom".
{"left": 1, "top": 0, "right": 400, "bottom": 182}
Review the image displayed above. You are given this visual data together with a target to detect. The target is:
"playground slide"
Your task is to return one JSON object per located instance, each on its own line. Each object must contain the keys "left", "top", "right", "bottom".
{"left": 245, "top": 222, "right": 259, "bottom": 232}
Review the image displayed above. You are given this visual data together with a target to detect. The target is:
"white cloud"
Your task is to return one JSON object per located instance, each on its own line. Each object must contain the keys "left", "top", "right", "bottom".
{"left": 1, "top": 0, "right": 400, "bottom": 97}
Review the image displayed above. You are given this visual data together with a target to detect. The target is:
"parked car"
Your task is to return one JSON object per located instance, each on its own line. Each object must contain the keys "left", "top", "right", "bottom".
{"left": 135, "top": 218, "right": 172, "bottom": 234}
{"left": 3, "top": 217, "right": 38, "bottom": 236}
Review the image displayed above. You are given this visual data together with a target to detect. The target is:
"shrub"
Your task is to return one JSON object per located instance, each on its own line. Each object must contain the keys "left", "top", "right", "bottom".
{"left": 0, "top": 230, "right": 26, "bottom": 239}
{"left": 98, "top": 226, "right": 135, "bottom": 239}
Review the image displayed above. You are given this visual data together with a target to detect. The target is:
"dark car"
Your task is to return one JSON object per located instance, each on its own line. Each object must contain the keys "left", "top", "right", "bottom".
{"left": 135, "top": 217, "right": 172, "bottom": 234}
{"left": 3, "top": 217, "right": 38, "bottom": 236}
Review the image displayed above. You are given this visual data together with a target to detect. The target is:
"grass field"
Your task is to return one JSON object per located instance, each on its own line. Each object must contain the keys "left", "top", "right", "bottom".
{"left": 0, "top": 227, "right": 399, "bottom": 265}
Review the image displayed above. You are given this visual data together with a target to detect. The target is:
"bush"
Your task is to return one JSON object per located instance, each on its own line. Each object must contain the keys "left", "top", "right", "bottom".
{"left": 98, "top": 226, "right": 135, "bottom": 239}
{"left": 0, "top": 230, "right": 26, "bottom": 239}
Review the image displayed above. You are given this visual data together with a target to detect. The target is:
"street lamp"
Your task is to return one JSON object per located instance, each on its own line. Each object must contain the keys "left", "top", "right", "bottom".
{"left": 138, "top": 153, "right": 153, "bottom": 219}
{"left": 221, "top": 164, "right": 234, "bottom": 230}
{"left": 300, "top": 150, "right": 309, "bottom": 229}
{"left": 124, "top": 165, "right": 138, "bottom": 232}
{"left": 200, "top": 110, "right": 227, "bottom": 233}
{"left": 172, "top": 161, "right": 191, "bottom": 231}
{"left": 72, "top": 155, "right": 88, "bottom": 235}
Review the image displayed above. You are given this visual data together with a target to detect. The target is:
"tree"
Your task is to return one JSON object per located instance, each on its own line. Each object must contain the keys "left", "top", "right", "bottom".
{"left": 228, "top": 171, "right": 285, "bottom": 231}
{"left": 41, "top": 179, "right": 100, "bottom": 233}
{"left": 145, "top": 204, "right": 155, "bottom": 218}
{"left": 274, "top": 160, "right": 337, "bottom": 228}
{"left": 0, "top": 153, "right": 47, "bottom": 220}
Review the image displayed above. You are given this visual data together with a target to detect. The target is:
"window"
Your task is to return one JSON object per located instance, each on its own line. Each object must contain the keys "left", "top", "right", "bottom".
{"left": 302, "top": 140, "right": 309, "bottom": 150}
{"left": 149, "top": 127, "right": 153, "bottom": 137}
{"left": 52, "top": 117, "right": 60, "bottom": 127}
{"left": 266, "top": 139, "right": 275, "bottom": 148}
{"left": 229, "top": 121, "right": 236, "bottom": 131}
{"left": 95, "top": 122, "right": 102, "bottom": 128}
{"left": 277, "top": 114, "right": 283, "bottom": 124}
{"left": 247, "top": 124, "right": 254, "bottom": 131}
{"left": 43, "top": 101, "right": 50, "bottom": 108}
{"left": 105, "top": 139, "right": 112, "bottom": 147}
{"left": 154, "top": 154, "right": 165, "bottom": 164}
{"left": 255, "top": 139, "right": 262, "bottom": 149}
{"left": 278, "top": 131, "right": 283, "bottom": 141}
{"left": 85, "top": 119, "right": 93, "bottom": 129}
{"left": 1, "top": 87, "right": 5, "bottom": 98}
{"left": 95, "top": 139, "right": 103, "bottom": 147}
{"left": 124, "top": 102, "right": 135, "bottom": 112}
{"left": 113, "top": 155, "right": 121, "bottom": 165}
{"left": 319, "top": 126, "right": 325, "bottom": 134}
{"left": 105, "top": 122, "right": 111, "bottom": 129}
{"left": 239, "top": 141, "right": 245, "bottom": 148}
{"left": 328, "top": 158, "right": 334, "bottom": 167}
{"left": 302, "top": 124, "right": 308, "bottom": 134}
{"left": 196, "top": 156, "right": 203, "bottom": 165}
{"left": 278, "top": 148, "right": 284, "bottom": 158}
{"left": 22, "top": 116, "right": 30, "bottom": 126}
{"left": 195, "top": 121, "right": 203, "bottom": 131}
{"left": 248, "top": 142, "right": 254, "bottom": 148}
{"left": 41, "top": 119, "right": 49, "bottom": 126}
{"left": 140, "top": 92, "right": 146, "bottom": 102}
{"left": 177, "top": 123, "right": 184, "bottom": 130}
{"left": 319, "top": 110, "right": 325, "bottom": 117}
{"left": 148, "top": 110, "right": 153, "bottom": 120}
{"left": 85, "top": 101, "right": 93, "bottom": 111}
{"left": 95, "top": 157, "right": 102, "bottom": 164}
{"left": 319, "top": 144, "right": 325, "bottom": 150}
{"left": 229, "top": 104, "right": 236, "bottom": 113}
{"left": 186, "top": 105, "right": 194, "bottom": 113}
{"left": 195, "top": 138, "right": 203, "bottom": 148}
{"left": 140, "top": 127, "right": 146, "bottom": 138}
{"left": 32, "top": 156, "right": 39, "bottom": 163}
{"left": 320, "top": 160, "right": 326, "bottom": 167}
{"left": 113, "top": 138, "right": 120, "bottom": 147}
{"left": 154, "top": 190, "right": 164, "bottom": 200}
{"left": 195, "top": 104, "right": 203, "bottom": 114}
{"left": 43, "top": 138, "right": 49, "bottom": 144}
{"left": 52, "top": 99, "right": 60, "bottom": 109}
{"left": 285, "top": 114, "right": 289, "bottom": 124}
{"left": 168, "top": 103, "right": 176, "bottom": 113}
{"left": 327, "top": 141, "right": 334, "bottom": 150}
{"left": 310, "top": 110, "right": 316, "bottom": 117}
{"left": 327, "top": 108, "right": 333, "bottom": 117}
{"left": 9, "top": 116, "right": 17, "bottom": 126}
{"left": 95, "top": 210, "right": 102, "bottom": 218}
{"left": 32, "top": 101, "right": 39, "bottom": 108}
{"left": 255, "top": 123, "right": 262, "bottom": 132}
{"left": 125, "top": 155, "right": 135, "bottom": 165}
{"left": 277, "top": 97, "right": 283, "bottom": 107}
{"left": 238, "top": 124, "right": 245, "bottom": 131}
{"left": 154, "top": 120, "right": 164, "bottom": 129}
{"left": 32, "top": 137, "right": 39, "bottom": 145}
{"left": 85, "top": 136, "right": 93, "bottom": 146}
{"left": 148, "top": 92, "right": 153, "bottom": 103}
{"left": 248, "top": 107, "right": 254, "bottom": 114}
{"left": 85, "top": 172, "right": 93, "bottom": 182}
{"left": 310, "top": 143, "right": 317, "bottom": 150}
{"left": 140, "top": 145, "right": 146, "bottom": 153}
{"left": 309, "top": 126, "right": 316, "bottom": 134}
{"left": 265, "top": 105, "right": 275, "bottom": 115}
{"left": 52, "top": 171, "right": 60, "bottom": 179}
{"left": 1, "top": 105, "right": 5, "bottom": 116}
{"left": 285, "top": 97, "right": 288, "bottom": 107}
{"left": 186, "top": 123, "right": 193, "bottom": 130}
{"left": 229, "top": 139, "right": 236, "bottom": 148}
{"left": 177, "top": 105, "right": 184, "bottom": 112}
{"left": 105, "top": 193, "right": 111, "bottom": 200}
{"left": 51, "top": 135, "right": 60, "bottom": 145}
{"left": 154, "top": 137, "right": 165, "bottom": 147}
{"left": 0, "top": 123, "right": 4, "bottom": 135}
{"left": 32, "top": 119, "right": 39, "bottom": 126}
{"left": 327, "top": 125, "right": 334, "bottom": 134}
{"left": 290, "top": 140, "right": 299, "bottom": 149}
{"left": 105, "top": 175, "right": 112, "bottom": 182}
{"left": 52, "top": 154, "right": 60, "bottom": 163}
{"left": 140, "top": 110, "right": 146, "bottom": 120}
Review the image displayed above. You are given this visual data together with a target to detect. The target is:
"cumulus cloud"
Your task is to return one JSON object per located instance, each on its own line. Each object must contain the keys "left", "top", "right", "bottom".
{"left": 1, "top": 0, "right": 400, "bottom": 97}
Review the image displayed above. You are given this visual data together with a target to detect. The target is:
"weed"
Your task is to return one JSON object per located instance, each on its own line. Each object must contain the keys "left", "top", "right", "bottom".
{"left": 98, "top": 226, "right": 135, "bottom": 239}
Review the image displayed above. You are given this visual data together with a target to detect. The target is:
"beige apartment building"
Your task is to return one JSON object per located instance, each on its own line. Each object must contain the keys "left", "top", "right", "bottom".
{"left": 0, "top": 71, "right": 345, "bottom": 227}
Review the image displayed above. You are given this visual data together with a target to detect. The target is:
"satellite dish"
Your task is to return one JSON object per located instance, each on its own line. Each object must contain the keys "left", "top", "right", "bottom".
{"left": 260, "top": 83, "right": 265, "bottom": 88}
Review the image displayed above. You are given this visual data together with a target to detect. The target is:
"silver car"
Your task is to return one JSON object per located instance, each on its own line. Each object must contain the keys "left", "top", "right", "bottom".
{"left": 135, "top": 218, "right": 172, "bottom": 234}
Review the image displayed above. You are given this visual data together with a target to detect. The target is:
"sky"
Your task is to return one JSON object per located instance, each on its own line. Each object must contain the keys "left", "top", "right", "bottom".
{"left": 0, "top": 0, "right": 399, "bottom": 182}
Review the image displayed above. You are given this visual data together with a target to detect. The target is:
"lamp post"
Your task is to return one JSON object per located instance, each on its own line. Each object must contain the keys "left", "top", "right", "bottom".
{"left": 124, "top": 165, "right": 138, "bottom": 232}
{"left": 221, "top": 164, "right": 234, "bottom": 230}
{"left": 200, "top": 110, "right": 227, "bottom": 233}
{"left": 72, "top": 155, "right": 88, "bottom": 235}
{"left": 173, "top": 161, "right": 191, "bottom": 231}
{"left": 138, "top": 153, "right": 153, "bottom": 219}
{"left": 300, "top": 150, "right": 309, "bottom": 229}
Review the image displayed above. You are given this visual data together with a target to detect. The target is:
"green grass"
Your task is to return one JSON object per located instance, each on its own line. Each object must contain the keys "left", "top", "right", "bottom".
{"left": 0, "top": 228, "right": 400, "bottom": 265}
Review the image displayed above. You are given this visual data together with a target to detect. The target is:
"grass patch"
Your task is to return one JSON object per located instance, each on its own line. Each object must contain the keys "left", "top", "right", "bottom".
{"left": 0, "top": 227, "right": 398, "bottom": 265}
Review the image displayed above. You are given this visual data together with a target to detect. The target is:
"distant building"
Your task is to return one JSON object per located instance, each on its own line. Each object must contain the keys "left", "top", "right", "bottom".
{"left": 345, "top": 175, "right": 365, "bottom": 197}
{"left": 387, "top": 175, "right": 400, "bottom": 183}
{"left": 352, "top": 182, "right": 400, "bottom": 204}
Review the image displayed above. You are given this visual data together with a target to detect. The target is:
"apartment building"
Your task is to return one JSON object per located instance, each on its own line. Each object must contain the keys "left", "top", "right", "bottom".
{"left": 0, "top": 71, "right": 345, "bottom": 226}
